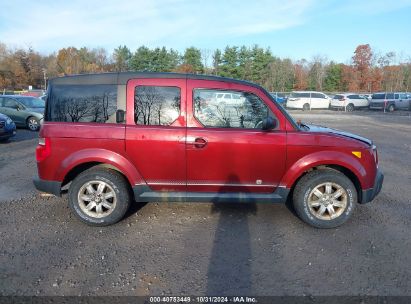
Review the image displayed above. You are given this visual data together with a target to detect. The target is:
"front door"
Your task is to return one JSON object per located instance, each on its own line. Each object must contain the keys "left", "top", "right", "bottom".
{"left": 125, "top": 78, "right": 187, "bottom": 192}
{"left": 0, "top": 98, "right": 23, "bottom": 124}
{"left": 185, "top": 79, "right": 287, "bottom": 194}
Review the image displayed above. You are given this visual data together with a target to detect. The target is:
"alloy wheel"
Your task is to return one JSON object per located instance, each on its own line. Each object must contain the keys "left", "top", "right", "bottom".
{"left": 77, "top": 180, "right": 117, "bottom": 218}
{"left": 307, "top": 182, "right": 348, "bottom": 220}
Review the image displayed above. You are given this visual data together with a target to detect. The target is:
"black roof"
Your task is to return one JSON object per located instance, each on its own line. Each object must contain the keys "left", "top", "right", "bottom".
{"left": 48, "top": 72, "right": 261, "bottom": 88}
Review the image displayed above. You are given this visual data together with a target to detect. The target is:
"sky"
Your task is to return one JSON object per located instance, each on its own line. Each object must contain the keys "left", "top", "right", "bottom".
{"left": 1, "top": 0, "right": 411, "bottom": 63}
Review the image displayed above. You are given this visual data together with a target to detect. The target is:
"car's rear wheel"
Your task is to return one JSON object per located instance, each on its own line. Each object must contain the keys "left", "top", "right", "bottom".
{"left": 345, "top": 103, "right": 354, "bottom": 112}
{"left": 387, "top": 104, "right": 395, "bottom": 112}
{"left": 68, "top": 168, "right": 131, "bottom": 226}
{"left": 27, "top": 116, "right": 40, "bottom": 131}
{"left": 302, "top": 103, "right": 310, "bottom": 111}
{"left": 293, "top": 169, "right": 356, "bottom": 228}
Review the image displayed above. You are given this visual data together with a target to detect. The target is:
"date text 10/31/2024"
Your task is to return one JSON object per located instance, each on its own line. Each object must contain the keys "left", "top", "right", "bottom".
{"left": 149, "top": 296, "right": 257, "bottom": 303}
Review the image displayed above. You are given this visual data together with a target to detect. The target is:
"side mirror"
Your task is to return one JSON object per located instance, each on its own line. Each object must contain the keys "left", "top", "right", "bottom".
{"left": 116, "top": 109, "right": 125, "bottom": 123}
{"left": 261, "top": 117, "right": 277, "bottom": 131}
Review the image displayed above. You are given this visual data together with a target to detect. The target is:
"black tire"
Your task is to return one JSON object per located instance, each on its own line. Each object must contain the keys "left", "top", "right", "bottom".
{"left": 346, "top": 103, "right": 354, "bottom": 112}
{"left": 292, "top": 169, "right": 357, "bottom": 228}
{"left": 27, "top": 116, "right": 40, "bottom": 131}
{"left": 387, "top": 104, "right": 395, "bottom": 112}
{"left": 68, "top": 167, "right": 131, "bottom": 226}
{"left": 302, "top": 103, "right": 310, "bottom": 111}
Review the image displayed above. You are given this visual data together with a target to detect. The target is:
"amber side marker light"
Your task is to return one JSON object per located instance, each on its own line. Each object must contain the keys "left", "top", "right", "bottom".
{"left": 352, "top": 151, "right": 362, "bottom": 158}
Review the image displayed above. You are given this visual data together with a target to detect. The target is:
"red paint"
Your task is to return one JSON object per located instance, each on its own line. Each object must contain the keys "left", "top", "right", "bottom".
{"left": 36, "top": 75, "right": 379, "bottom": 197}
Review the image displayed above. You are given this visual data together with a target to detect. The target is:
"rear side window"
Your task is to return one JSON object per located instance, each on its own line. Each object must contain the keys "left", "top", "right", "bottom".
{"left": 47, "top": 85, "right": 117, "bottom": 123}
{"left": 311, "top": 93, "right": 325, "bottom": 98}
{"left": 3, "top": 98, "right": 18, "bottom": 108}
{"left": 372, "top": 93, "right": 385, "bottom": 99}
{"left": 290, "top": 92, "right": 310, "bottom": 98}
{"left": 134, "top": 86, "right": 180, "bottom": 126}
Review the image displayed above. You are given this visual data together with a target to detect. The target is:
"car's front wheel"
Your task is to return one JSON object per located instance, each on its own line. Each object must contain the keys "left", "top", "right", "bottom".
{"left": 27, "top": 116, "right": 40, "bottom": 131}
{"left": 345, "top": 103, "right": 354, "bottom": 112}
{"left": 68, "top": 168, "right": 131, "bottom": 226}
{"left": 292, "top": 169, "right": 356, "bottom": 228}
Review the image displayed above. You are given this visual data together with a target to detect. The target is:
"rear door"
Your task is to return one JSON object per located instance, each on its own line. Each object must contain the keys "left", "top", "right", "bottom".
{"left": 125, "top": 78, "right": 187, "bottom": 192}
{"left": 397, "top": 93, "right": 408, "bottom": 109}
{"left": 311, "top": 93, "right": 329, "bottom": 108}
{"left": 185, "top": 79, "right": 287, "bottom": 193}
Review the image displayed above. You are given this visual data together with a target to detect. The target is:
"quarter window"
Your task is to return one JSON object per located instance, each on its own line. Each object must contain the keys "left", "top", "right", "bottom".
{"left": 134, "top": 86, "right": 181, "bottom": 126}
{"left": 47, "top": 85, "right": 117, "bottom": 123}
{"left": 193, "top": 89, "right": 273, "bottom": 129}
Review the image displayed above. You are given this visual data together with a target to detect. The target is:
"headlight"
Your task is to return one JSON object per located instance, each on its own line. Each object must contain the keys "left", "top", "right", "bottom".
{"left": 6, "top": 118, "right": 13, "bottom": 125}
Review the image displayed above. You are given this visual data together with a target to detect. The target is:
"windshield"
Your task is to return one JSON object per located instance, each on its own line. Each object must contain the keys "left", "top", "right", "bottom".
{"left": 18, "top": 97, "right": 45, "bottom": 108}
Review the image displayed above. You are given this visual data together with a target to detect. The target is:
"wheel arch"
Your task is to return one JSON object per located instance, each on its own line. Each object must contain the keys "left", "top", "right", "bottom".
{"left": 281, "top": 152, "right": 367, "bottom": 200}
{"left": 291, "top": 165, "right": 362, "bottom": 201}
{"left": 57, "top": 149, "right": 145, "bottom": 188}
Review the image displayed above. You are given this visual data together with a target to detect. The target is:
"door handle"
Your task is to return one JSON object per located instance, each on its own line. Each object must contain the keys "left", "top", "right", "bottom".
{"left": 179, "top": 136, "right": 208, "bottom": 148}
{"left": 193, "top": 137, "right": 207, "bottom": 148}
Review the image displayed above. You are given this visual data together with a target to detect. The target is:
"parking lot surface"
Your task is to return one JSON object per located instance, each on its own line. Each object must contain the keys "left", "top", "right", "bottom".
{"left": 0, "top": 112, "right": 410, "bottom": 296}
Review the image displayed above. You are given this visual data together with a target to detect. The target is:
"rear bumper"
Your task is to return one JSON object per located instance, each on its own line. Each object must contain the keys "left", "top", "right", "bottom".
{"left": 360, "top": 169, "right": 384, "bottom": 204}
{"left": 33, "top": 176, "right": 62, "bottom": 197}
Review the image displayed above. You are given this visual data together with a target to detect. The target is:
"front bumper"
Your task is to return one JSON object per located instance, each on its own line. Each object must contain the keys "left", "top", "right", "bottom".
{"left": 33, "top": 176, "right": 62, "bottom": 197}
{"left": 360, "top": 169, "right": 384, "bottom": 204}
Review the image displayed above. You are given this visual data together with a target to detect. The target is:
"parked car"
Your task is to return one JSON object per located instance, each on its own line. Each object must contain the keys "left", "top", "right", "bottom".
{"left": 361, "top": 94, "right": 372, "bottom": 101}
{"left": 0, "top": 113, "right": 16, "bottom": 141}
{"left": 330, "top": 93, "right": 369, "bottom": 112}
{"left": 369, "top": 92, "right": 410, "bottom": 112}
{"left": 286, "top": 91, "right": 331, "bottom": 110}
{"left": 213, "top": 92, "right": 246, "bottom": 106}
{"left": 21, "top": 90, "right": 46, "bottom": 98}
{"left": 269, "top": 92, "right": 287, "bottom": 105}
{"left": 34, "top": 73, "right": 383, "bottom": 229}
{"left": 0, "top": 95, "right": 44, "bottom": 131}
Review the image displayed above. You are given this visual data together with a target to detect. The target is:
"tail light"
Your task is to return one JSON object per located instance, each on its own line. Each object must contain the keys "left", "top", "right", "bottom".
{"left": 36, "top": 138, "right": 51, "bottom": 162}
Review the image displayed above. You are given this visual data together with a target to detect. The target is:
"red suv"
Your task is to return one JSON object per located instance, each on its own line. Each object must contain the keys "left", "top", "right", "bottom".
{"left": 34, "top": 73, "right": 383, "bottom": 228}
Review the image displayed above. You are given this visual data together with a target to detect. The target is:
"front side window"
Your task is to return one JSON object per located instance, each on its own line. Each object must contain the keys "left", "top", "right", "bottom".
{"left": 193, "top": 89, "right": 273, "bottom": 129}
{"left": 134, "top": 86, "right": 180, "bottom": 126}
{"left": 47, "top": 84, "right": 117, "bottom": 123}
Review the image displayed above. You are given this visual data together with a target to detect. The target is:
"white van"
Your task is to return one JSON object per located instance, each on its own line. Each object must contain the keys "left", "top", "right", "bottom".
{"left": 286, "top": 91, "right": 330, "bottom": 110}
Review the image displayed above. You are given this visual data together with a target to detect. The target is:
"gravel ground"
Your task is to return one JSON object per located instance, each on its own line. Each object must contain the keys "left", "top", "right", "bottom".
{"left": 0, "top": 112, "right": 410, "bottom": 296}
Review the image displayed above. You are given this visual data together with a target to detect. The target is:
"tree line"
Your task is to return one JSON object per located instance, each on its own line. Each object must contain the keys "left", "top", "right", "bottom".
{"left": 1, "top": 42, "right": 410, "bottom": 93}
